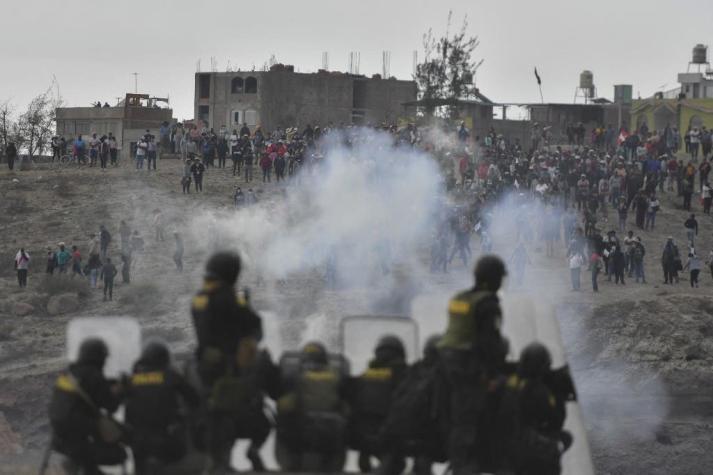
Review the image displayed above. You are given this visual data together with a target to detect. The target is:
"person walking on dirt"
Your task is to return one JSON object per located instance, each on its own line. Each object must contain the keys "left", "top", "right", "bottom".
{"left": 99, "top": 135, "right": 110, "bottom": 169}
{"left": 88, "top": 133, "right": 99, "bottom": 167}
{"left": 684, "top": 214, "right": 698, "bottom": 247}
{"left": 46, "top": 247, "right": 57, "bottom": 275}
{"left": 100, "top": 257, "right": 118, "bottom": 301}
{"left": 173, "top": 232, "right": 184, "bottom": 272}
{"left": 662, "top": 237, "right": 680, "bottom": 284}
{"left": 190, "top": 157, "right": 205, "bottom": 192}
{"left": 99, "top": 225, "right": 111, "bottom": 261}
{"left": 611, "top": 245, "right": 626, "bottom": 285}
{"left": 136, "top": 135, "right": 148, "bottom": 169}
{"left": 5, "top": 142, "right": 17, "bottom": 170}
{"left": 569, "top": 252, "right": 584, "bottom": 290}
{"left": 683, "top": 251, "right": 703, "bottom": 288}
{"left": 14, "top": 248, "right": 30, "bottom": 288}
{"left": 152, "top": 209, "right": 165, "bottom": 242}
{"left": 147, "top": 136, "right": 158, "bottom": 170}
{"left": 55, "top": 243, "right": 71, "bottom": 274}
{"left": 71, "top": 245, "right": 83, "bottom": 277}
{"left": 108, "top": 133, "right": 118, "bottom": 166}
{"left": 632, "top": 237, "right": 647, "bottom": 283}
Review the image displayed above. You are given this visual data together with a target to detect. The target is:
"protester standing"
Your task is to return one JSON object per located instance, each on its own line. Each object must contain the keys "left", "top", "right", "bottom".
{"left": 5, "top": 142, "right": 17, "bottom": 171}
{"left": 683, "top": 251, "right": 703, "bottom": 288}
{"left": 569, "top": 252, "right": 584, "bottom": 290}
{"left": 14, "top": 249, "right": 30, "bottom": 287}
{"left": 100, "top": 258, "right": 118, "bottom": 301}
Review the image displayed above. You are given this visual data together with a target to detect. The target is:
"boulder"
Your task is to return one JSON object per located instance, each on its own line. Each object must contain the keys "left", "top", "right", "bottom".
{"left": 47, "top": 293, "right": 80, "bottom": 316}
{"left": 12, "top": 302, "right": 34, "bottom": 317}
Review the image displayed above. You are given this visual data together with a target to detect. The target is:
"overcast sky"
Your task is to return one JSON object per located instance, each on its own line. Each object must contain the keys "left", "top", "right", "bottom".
{"left": 3, "top": 0, "right": 712, "bottom": 121}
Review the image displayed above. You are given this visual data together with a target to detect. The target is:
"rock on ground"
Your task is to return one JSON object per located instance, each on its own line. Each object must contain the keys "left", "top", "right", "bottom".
{"left": 46, "top": 293, "right": 79, "bottom": 316}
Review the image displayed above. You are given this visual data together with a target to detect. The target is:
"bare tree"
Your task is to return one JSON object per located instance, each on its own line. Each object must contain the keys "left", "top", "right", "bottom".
{"left": 16, "top": 86, "right": 62, "bottom": 158}
{"left": 0, "top": 100, "right": 17, "bottom": 152}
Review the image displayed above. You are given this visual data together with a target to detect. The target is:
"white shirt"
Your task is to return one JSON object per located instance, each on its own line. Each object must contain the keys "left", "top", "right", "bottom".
{"left": 569, "top": 254, "right": 584, "bottom": 269}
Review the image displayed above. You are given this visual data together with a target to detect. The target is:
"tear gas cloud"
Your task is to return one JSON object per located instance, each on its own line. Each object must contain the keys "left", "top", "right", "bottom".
{"left": 190, "top": 129, "right": 442, "bottom": 290}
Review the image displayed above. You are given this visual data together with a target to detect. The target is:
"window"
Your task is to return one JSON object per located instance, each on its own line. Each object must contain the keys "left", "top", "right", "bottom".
{"left": 76, "top": 121, "right": 90, "bottom": 135}
{"left": 198, "top": 74, "right": 211, "bottom": 99}
{"left": 198, "top": 105, "right": 210, "bottom": 123}
{"left": 231, "top": 77, "right": 244, "bottom": 94}
{"left": 245, "top": 110, "right": 257, "bottom": 126}
{"left": 245, "top": 77, "right": 258, "bottom": 94}
{"left": 233, "top": 111, "right": 242, "bottom": 124}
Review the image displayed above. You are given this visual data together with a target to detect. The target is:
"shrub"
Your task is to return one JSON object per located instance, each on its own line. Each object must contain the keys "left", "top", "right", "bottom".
{"left": 118, "top": 281, "right": 162, "bottom": 316}
{"left": 37, "top": 275, "right": 90, "bottom": 298}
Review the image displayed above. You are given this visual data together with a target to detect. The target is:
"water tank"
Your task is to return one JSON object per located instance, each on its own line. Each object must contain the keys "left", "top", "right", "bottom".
{"left": 692, "top": 44, "right": 708, "bottom": 64}
{"left": 579, "top": 70, "right": 594, "bottom": 89}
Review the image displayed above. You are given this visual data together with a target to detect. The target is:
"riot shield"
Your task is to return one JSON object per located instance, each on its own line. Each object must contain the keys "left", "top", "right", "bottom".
{"left": 410, "top": 292, "right": 595, "bottom": 475}
{"left": 66, "top": 317, "right": 142, "bottom": 378}
{"left": 339, "top": 315, "right": 419, "bottom": 374}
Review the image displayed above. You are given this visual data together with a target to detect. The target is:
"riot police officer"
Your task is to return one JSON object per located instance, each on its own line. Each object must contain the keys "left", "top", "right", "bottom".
{"left": 48, "top": 338, "right": 126, "bottom": 475}
{"left": 437, "top": 255, "right": 510, "bottom": 474}
{"left": 276, "top": 342, "right": 349, "bottom": 473}
{"left": 380, "top": 335, "right": 446, "bottom": 475}
{"left": 497, "top": 342, "right": 574, "bottom": 475}
{"left": 349, "top": 335, "right": 408, "bottom": 474}
{"left": 191, "top": 251, "right": 263, "bottom": 473}
{"left": 125, "top": 341, "right": 201, "bottom": 474}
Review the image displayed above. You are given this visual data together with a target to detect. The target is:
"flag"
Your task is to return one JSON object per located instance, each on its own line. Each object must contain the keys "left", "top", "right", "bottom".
{"left": 617, "top": 128, "right": 629, "bottom": 146}
{"left": 534, "top": 67, "right": 542, "bottom": 86}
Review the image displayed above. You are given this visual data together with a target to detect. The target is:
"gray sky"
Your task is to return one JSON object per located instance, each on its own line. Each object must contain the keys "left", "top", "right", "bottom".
{"left": 3, "top": 0, "right": 712, "bottom": 121}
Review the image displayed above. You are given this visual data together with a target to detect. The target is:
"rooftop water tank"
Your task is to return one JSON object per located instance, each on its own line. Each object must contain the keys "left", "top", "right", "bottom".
{"left": 692, "top": 44, "right": 708, "bottom": 64}
{"left": 579, "top": 70, "right": 594, "bottom": 89}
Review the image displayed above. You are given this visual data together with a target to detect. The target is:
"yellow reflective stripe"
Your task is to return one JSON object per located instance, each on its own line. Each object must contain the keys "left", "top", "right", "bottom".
{"left": 131, "top": 372, "right": 165, "bottom": 386}
{"left": 55, "top": 374, "right": 77, "bottom": 393}
{"left": 362, "top": 367, "right": 392, "bottom": 381}
{"left": 303, "top": 370, "right": 337, "bottom": 382}
{"left": 548, "top": 394, "right": 556, "bottom": 408}
{"left": 237, "top": 296, "right": 247, "bottom": 306}
{"left": 448, "top": 299, "right": 470, "bottom": 315}
{"left": 192, "top": 295, "right": 209, "bottom": 311}
{"left": 506, "top": 374, "right": 520, "bottom": 389}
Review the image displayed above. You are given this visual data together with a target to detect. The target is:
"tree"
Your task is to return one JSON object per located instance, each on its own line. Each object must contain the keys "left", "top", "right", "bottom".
{"left": 414, "top": 12, "right": 484, "bottom": 119}
{"left": 15, "top": 86, "right": 62, "bottom": 158}
{"left": 0, "top": 100, "right": 16, "bottom": 153}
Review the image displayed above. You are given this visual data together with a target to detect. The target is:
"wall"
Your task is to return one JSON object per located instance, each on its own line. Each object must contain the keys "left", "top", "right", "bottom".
{"left": 361, "top": 78, "right": 418, "bottom": 125}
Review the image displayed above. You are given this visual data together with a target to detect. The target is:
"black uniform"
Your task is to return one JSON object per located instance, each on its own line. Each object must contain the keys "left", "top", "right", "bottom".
{"left": 276, "top": 344, "right": 349, "bottom": 473}
{"left": 125, "top": 355, "right": 200, "bottom": 473}
{"left": 349, "top": 345, "right": 407, "bottom": 473}
{"left": 191, "top": 277, "right": 263, "bottom": 471}
{"left": 48, "top": 361, "right": 125, "bottom": 473}
{"left": 437, "top": 273, "right": 509, "bottom": 474}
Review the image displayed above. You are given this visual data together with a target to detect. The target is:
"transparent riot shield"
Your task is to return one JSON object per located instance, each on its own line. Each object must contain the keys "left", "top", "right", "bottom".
{"left": 410, "top": 293, "right": 595, "bottom": 475}
{"left": 339, "top": 315, "right": 419, "bottom": 375}
{"left": 67, "top": 317, "right": 142, "bottom": 378}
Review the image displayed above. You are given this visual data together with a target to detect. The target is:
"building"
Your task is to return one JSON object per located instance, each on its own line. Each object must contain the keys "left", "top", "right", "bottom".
{"left": 55, "top": 94, "right": 173, "bottom": 158}
{"left": 630, "top": 98, "right": 713, "bottom": 135}
{"left": 529, "top": 102, "right": 630, "bottom": 141}
{"left": 630, "top": 45, "right": 713, "bottom": 136}
{"left": 194, "top": 64, "right": 417, "bottom": 131}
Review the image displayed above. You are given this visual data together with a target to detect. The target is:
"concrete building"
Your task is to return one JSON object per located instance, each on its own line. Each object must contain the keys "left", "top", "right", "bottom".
{"left": 55, "top": 94, "right": 173, "bottom": 158}
{"left": 529, "top": 102, "right": 630, "bottom": 141}
{"left": 194, "top": 65, "right": 417, "bottom": 132}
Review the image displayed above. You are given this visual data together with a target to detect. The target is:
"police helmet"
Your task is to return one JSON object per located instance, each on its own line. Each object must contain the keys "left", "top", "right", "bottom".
{"left": 375, "top": 335, "right": 406, "bottom": 361}
{"left": 519, "top": 342, "right": 552, "bottom": 379}
{"left": 205, "top": 251, "right": 241, "bottom": 284}
{"left": 474, "top": 255, "right": 507, "bottom": 289}
{"left": 77, "top": 338, "right": 109, "bottom": 368}
{"left": 140, "top": 340, "right": 171, "bottom": 369}
{"left": 302, "top": 341, "right": 328, "bottom": 366}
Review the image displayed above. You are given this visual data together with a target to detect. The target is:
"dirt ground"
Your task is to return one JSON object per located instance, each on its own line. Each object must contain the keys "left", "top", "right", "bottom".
{"left": 0, "top": 156, "right": 712, "bottom": 474}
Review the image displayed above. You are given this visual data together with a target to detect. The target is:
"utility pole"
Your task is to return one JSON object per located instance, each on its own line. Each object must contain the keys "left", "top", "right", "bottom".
{"left": 132, "top": 72, "right": 139, "bottom": 93}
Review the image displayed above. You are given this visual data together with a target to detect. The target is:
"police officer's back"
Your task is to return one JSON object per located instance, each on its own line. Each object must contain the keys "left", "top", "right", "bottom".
{"left": 125, "top": 341, "right": 200, "bottom": 473}
{"left": 380, "top": 335, "right": 446, "bottom": 475}
{"left": 190, "top": 251, "right": 263, "bottom": 473}
{"left": 349, "top": 335, "right": 408, "bottom": 473}
{"left": 191, "top": 251, "right": 262, "bottom": 386}
{"left": 437, "top": 255, "right": 510, "bottom": 475}
{"left": 276, "top": 342, "right": 349, "bottom": 473}
{"left": 496, "top": 342, "right": 574, "bottom": 475}
{"left": 48, "top": 338, "right": 126, "bottom": 474}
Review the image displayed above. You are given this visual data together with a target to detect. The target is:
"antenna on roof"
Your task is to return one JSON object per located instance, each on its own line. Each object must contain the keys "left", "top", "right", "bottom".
{"left": 322, "top": 51, "right": 329, "bottom": 70}
{"left": 348, "top": 52, "right": 361, "bottom": 74}
{"left": 210, "top": 57, "right": 217, "bottom": 72}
